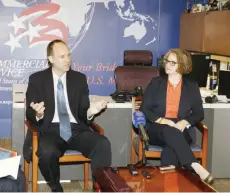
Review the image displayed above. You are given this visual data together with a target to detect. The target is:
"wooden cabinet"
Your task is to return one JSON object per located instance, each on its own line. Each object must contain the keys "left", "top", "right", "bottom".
{"left": 180, "top": 10, "right": 230, "bottom": 56}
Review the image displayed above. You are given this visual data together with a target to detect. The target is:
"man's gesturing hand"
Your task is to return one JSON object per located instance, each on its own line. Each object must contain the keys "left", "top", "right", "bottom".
{"left": 30, "top": 102, "right": 45, "bottom": 121}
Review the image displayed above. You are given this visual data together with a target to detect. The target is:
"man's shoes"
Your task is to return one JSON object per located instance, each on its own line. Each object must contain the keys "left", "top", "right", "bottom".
{"left": 203, "top": 174, "right": 215, "bottom": 185}
{"left": 48, "top": 182, "right": 64, "bottom": 192}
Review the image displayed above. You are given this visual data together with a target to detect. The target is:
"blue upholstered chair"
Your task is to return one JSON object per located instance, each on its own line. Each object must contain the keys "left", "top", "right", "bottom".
{"left": 24, "top": 120, "right": 104, "bottom": 192}
{"left": 130, "top": 96, "right": 208, "bottom": 168}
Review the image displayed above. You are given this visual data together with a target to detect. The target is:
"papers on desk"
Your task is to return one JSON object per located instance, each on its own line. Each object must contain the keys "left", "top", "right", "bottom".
{"left": 200, "top": 88, "right": 230, "bottom": 103}
{"left": 216, "top": 95, "right": 229, "bottom": 103}
{"left": 200, "top": 87, "right": 217, "bottom": 98}
{"left": 0, "top": 150, "right": 21, "bottom": 180}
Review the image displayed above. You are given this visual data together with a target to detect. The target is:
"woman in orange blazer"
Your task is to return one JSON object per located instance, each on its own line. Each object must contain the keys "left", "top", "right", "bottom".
{"left": 141, "top": 49, "right": 214, "bottom": 184}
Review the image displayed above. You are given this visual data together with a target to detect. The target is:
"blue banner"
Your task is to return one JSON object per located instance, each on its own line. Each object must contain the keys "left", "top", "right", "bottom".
{"left": 0, "top": 0, "right": 185, "bottom": 137}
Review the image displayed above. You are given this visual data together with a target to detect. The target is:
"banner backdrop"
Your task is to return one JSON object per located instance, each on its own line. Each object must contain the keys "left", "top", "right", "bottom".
{"left": 0, "top": 0, "right": 185, "bottom": 137}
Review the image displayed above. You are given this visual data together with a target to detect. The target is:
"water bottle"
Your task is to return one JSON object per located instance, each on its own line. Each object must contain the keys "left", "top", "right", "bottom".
{"left": 209, "top": 64, "right": 217, "bottom": 90}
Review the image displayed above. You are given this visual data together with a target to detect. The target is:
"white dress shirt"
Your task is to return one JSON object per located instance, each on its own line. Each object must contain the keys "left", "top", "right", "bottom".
{"left": 51, "top": 70, "right": 77, "bottom": 123}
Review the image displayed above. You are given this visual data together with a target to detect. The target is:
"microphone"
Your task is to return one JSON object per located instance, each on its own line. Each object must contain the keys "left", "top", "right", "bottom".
{"left": 132, "top": 111, "right": 149, "bottom": 146}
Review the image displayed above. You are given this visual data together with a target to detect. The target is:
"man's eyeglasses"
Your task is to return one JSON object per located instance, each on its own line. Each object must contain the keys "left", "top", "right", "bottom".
{"left": 163, "top": 59, "right": 177, "bottom": 66}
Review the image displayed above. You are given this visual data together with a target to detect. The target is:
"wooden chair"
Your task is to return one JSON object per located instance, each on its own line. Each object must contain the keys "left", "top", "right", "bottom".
{"left": 24, "top": 114, "right": 104, "bottom": 192}
{"left": 130, "top": 96, "right": 208, "bottom": 168}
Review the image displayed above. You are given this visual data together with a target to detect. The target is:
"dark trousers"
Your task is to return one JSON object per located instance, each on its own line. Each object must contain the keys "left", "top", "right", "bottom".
{"left": 0, "top": 169, "right": 26, "bottom": 192}
{"left": 36, "top": 123, "right": 112, "bottom": 192}
{"left": 147, "top": 122, "right": 196, "bottom": 167}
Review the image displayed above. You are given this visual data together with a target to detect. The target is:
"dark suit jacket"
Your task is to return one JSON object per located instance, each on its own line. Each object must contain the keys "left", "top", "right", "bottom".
{"left": 23, "top": 67, "right": 90, "bottom": 162}
{"left": 140, "top": 76, "right": 204, "bottom": 129}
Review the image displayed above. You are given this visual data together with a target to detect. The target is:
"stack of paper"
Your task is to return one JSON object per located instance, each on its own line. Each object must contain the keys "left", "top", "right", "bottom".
{"left": 0, "top": 149, "right": 21, "bottom": 180}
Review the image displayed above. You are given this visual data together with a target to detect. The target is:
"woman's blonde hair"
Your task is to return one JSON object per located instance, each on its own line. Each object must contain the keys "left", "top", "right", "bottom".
{"left": 163, "top": 48, "right": 192, "bottom": 75}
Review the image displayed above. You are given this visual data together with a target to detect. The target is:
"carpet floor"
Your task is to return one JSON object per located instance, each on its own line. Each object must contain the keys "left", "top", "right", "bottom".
{"left": 29, "top": 178, "right": 230, "bottom": 192}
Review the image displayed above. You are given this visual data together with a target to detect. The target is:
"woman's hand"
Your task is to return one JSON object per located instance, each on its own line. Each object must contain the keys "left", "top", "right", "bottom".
{"left": 175, "top": 120, "right": 189, "bottom": 132}
{"left": 158, "top": 118, "right": 177, "bottom": 128}
{"left": 157, "top": 118, "right": 189, "bottom": 132}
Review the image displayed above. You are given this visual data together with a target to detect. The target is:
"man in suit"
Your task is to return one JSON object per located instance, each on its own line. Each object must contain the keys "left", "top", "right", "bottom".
{"left": 25, "top": 39, "right": 111, "bottom": 192}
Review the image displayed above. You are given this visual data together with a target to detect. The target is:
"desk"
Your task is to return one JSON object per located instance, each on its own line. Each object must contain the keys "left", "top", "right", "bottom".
{"left": 94, "top": 166, "right": 216, "bottom": 192}
{"left": 12, "top": 95, "right": 230, "bottom": 180}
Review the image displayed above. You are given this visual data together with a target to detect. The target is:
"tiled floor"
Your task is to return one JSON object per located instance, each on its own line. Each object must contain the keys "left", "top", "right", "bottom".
{"left": 212, "top": 179, "right": 230, "bottom": 192}
{"left": 30, "top": 181, "right": 92, "bottom": 192}
{"left": 32, "top": 179, "right": 230, "bottom": 192}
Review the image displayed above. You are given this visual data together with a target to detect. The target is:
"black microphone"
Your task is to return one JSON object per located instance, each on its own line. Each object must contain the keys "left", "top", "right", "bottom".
{"left": 132, "top": 111, "right": 149, "bottom": 146}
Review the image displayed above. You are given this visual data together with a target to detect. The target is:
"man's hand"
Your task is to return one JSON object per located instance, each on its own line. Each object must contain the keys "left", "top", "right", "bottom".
{"left": 89, "top": 100, "right": 108, "bottom": 115}
{"left": 175, "top": 120, "right": 189, "bottom": 132}
{"left": 30, "top": 102, "right": 45, "bottom": 121}
{"left": 87, "top": 100, "right": 108, "bottom": 119}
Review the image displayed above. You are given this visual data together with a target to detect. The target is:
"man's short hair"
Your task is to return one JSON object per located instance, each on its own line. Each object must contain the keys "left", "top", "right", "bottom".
{"left": 47, "top": 39, "right": 67, "bottom": 66}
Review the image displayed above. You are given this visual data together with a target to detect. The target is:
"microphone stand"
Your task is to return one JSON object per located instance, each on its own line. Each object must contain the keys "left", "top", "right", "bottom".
{"left": 135, "top": 130, "right": 149, "bottom": 168}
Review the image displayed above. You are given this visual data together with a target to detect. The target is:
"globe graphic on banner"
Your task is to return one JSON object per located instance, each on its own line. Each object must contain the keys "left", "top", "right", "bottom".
{"left": 2, "top": 0, "right": 157, "bottom": 55}
{"left": 67, "top": 2, "right": 95, "bottom": 52}
{"left": 3, "top": 0, "right": 95, "bottom": 54}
